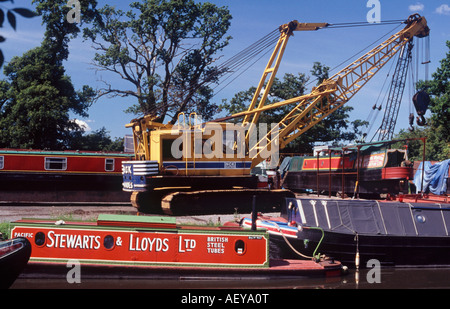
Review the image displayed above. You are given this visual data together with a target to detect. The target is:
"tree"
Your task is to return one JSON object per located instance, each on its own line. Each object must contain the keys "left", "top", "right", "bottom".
{"left": 424, "top": 41, "right": 450, "bottom": 137}
{"left": 394, "top": 40, "right": 450, "bottom": 161}
{"left": 0, "top": 0, "right": 98, "bottom": 149}
{"left": 0, "top": 47, "right": 94, "bottom": 149}
{"left": 220, "top": 63, "right": 368, "bottom": 153}
{"left": 32, "top": 0, "right": 100, "bottom": 65}
{"left": 83, "top": 0, "right": 232, "bottom": 124}
{"left": 69, "top": 127, "right": 124, "bottom": 151}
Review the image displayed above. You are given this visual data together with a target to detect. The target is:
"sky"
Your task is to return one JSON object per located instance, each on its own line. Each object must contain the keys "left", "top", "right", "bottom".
{"left": 0, "top": 0, "right": 449, "bottom": 144}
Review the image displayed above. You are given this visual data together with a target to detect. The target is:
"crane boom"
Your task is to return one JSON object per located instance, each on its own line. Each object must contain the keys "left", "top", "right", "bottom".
{"left": 239, "top": 14, "right": 429, "bottom": 165}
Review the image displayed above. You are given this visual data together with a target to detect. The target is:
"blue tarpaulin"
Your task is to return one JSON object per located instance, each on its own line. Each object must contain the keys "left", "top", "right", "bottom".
{"left": 414, "top": 159, "right": 450, "bottom": 195}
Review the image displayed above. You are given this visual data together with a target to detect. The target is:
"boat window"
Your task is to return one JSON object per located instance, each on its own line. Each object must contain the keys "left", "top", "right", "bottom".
{"left": 103, "top": 235, "right": 115, "bottom": 249}
{"left": 35, "top": 232, "right": 46, "bottom": 246}
{"left": 44, "top": 157, "right": 67, "bottom": 170}
{"left": 415, "top": 214, "right": 426, "bottom": 223}
{"left": 105, "top": 158, "right": 115, "bottom": 171}
{"left": 385, "top": 150, "right": 406, "bottom": 167}
{"left": 234, "top": 239, "right": 246, "bottom": 255}
{"left": 0, "top": 156, "right": 3, "bottom": 169}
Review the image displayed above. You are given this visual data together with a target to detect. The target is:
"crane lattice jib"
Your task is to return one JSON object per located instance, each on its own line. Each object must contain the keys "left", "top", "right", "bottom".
{"left": 376, "top": 42, "right": 413, "bottom": 141}
{"left": 246, "top": 14, "right": 429, "bottom": 164}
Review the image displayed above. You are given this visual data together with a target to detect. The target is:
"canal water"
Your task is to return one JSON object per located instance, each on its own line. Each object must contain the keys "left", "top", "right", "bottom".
{"left": 11, "top": 267, "right": 450, "bottom": 289}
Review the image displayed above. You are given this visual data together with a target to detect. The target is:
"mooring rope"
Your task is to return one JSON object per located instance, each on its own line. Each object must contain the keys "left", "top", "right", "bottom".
{"left": 270, "top": 220, "right": 324, "bottom": 261}
{"left": 270, "top": 220, "right": 313, "bottom": 259}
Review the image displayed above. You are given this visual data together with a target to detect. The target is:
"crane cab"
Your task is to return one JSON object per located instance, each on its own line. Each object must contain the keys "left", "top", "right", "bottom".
{"left": 122, "top": 114, "right": 256, "bottom": 194}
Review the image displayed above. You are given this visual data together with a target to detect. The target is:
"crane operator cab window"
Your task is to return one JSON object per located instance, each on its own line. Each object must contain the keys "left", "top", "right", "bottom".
{"left": 222, "top": 129, "right": 246, "bottom": 158}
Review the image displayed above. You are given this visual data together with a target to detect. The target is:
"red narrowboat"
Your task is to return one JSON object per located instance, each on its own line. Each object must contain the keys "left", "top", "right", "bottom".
{"left": 281, "top": 141, "right": 416, "bottom": 198}
{"left": 10, "top": 214, "right": 344, "bottom": 279}
{"left": 0, "top": 149, "right": 133, "bottom": 203}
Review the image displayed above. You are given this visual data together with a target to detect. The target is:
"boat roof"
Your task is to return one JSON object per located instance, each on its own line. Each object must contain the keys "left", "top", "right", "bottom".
{"left": 0, "top": 148, "right": 133, "bottom": 157}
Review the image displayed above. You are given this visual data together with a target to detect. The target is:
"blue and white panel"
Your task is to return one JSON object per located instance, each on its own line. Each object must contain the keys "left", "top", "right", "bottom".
{"left": 162, "top": 161, "right": 252, "bottom": 170}
{"left": 241, "top": 218, "right": 299, "bottom": 238}
{"left": 122, "top": 161, "right": 159, "bottom": 192}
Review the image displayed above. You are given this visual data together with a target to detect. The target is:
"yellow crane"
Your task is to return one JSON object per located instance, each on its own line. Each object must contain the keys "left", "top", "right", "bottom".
{"left": 122, "top": 14, "right": 429, "bottom": 215}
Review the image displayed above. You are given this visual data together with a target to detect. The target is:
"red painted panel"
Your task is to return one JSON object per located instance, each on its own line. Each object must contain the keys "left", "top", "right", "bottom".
{"left": 11, "top": 226, "right": 269, "bottom": 267}
{"left": 382, "top": 167, "right": 414, "bottom": 179}
{"left": 302, "top": 157, "right": 353, "bottom": 170}
{"left": 1, "top": 152, "right": 131, "bottom": 174}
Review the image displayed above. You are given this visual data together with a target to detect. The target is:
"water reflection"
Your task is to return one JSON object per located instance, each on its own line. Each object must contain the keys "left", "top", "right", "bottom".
{"left": 11, "top": 268, "right": 450, "bottom": 289}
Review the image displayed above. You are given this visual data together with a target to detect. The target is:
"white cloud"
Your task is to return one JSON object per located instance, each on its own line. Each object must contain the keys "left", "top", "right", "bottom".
{"left": 71, "top": 119, "right": 93, "bottom": 132}
{"left": 436, "top": 4, "right": 450, "bottom": 15}
{"left": 409, "top": 2, "right": 425, "bottom": 12}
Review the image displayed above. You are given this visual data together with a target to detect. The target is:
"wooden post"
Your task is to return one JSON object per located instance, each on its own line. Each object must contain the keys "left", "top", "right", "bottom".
{"left": 251, "top": 195, "right": 257, "bottom": 231}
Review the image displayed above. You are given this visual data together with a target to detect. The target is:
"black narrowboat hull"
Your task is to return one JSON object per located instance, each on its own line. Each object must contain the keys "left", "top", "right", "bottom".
{"left": 0, "top": 173, "right": 132, "bottom": 203}
{"left": 0, "top": 238, "right": 32, "bottom": 289}
{"left": 283, "top": 169, "right": 410, "bottom": 197}
{"left": 270, "top": 228, "right": 450, "bottom": 267}
{"left": 0, "top": 172, "right": 124, "bottom": 191}
{"left": 263, "top": 197, "right": 450, "bottom": 268}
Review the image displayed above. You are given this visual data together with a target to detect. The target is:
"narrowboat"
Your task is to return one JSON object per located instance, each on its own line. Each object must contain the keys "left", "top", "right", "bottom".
{"left": 281, "top": 141, "right": 416, "bottom": 198}
{"left": 10, "top": 214, "right": 344, "bottom": 279}
{"left": 0, "top": 237, "right": 32, "bottom": 289}
{"left": 242, "top": 196, "right": 450, "bottom": 267}
{"left": 0, "top": 149, "right": 133, "bottom": 203}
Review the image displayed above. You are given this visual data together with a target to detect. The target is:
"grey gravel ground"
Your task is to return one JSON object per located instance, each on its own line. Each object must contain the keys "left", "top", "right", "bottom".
{"left": 0, "top": 204, "right": 273, "bottom": 225}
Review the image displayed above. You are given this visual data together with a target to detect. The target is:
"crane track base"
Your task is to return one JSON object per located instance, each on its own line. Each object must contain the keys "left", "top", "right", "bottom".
{"left": 159, "top": 189, "right": 295, "bottom": 216}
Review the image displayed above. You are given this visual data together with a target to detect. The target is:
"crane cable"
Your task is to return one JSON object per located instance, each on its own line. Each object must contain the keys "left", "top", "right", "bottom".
{"left": 142, "top": 28, "right": 281, "bottom": 118}
{"left": 211, "top": 28, "right": 280, "bottom": 96}
{"left": 364, "top": 55, "right": 399, "bottom": 142}
{"left": 211, "top": 20, "right": 407, "bottom": 95}
{"left": 303, "top": 23, "right": 404, "bottom": 89}
{"left": 147, "top": 19, "right": 407, "bottom": 119}
{"left": 326, "top": 19, "right": 405, "bottom": 29}
{"left": 212, "top": 19, "right": 407, "bottom": 97}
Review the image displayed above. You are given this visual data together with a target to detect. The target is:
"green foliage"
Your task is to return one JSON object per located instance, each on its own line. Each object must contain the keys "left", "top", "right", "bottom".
{"left": 0, "top": 1, "right": 98, "bottom": 150}
{"left": 394, "top": 40, "right": 450, "bottom": 161}
{"left": 0, "top": 222, "right": 11, "bottom": 240}
{"left": 0, "top": 46, "right": 95, "bottom": 149}
{"left": 84, "top": 0, "right": 232, "bottom": 124}
{"left": 69, "top": 127, "right": 124, "bottom": 152}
